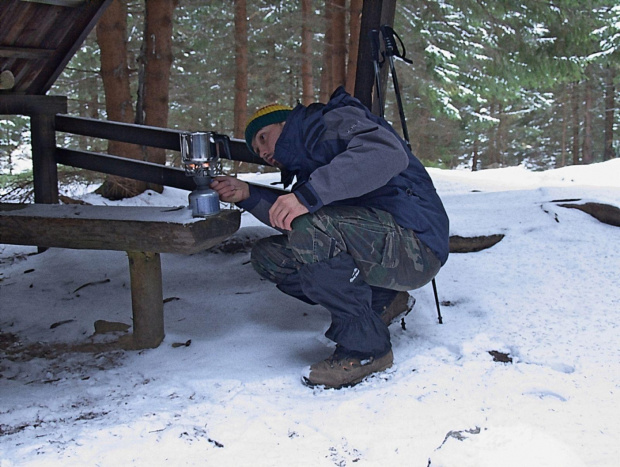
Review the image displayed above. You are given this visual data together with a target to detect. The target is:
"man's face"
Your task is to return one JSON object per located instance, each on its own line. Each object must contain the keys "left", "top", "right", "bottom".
{"left": 252, "top": 122, "right": 284, "bottom": 168}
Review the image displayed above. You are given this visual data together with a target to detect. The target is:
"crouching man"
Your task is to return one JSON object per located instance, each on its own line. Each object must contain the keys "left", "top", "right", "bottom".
{"left": 211, "top": 87, "right": 449, "bottom": 389}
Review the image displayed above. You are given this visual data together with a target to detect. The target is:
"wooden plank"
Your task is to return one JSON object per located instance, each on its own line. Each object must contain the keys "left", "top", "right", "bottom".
{"left": 0, "top": 204, "right": 241, "bottom": 254}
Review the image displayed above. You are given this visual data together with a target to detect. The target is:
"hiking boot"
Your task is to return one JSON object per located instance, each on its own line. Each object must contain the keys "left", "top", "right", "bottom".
{"left": 380, "top": 291, "right": 415, "bottom": 326}
{"left": 302, "top": 349, "right": 394, "bottom": 389}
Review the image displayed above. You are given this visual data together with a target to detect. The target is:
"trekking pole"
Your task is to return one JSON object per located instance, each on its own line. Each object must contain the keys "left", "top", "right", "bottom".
{"left": 432, "top": 277, "right": 443, "bottom": 324}
{"left": 380, "top": 25, "right": 413, "bottom": 150}
{"left": 369, "top": 29, "right": 384, "bottom": 118}
{"left": 380, "top": 25, "right": 444, "bottom": 324}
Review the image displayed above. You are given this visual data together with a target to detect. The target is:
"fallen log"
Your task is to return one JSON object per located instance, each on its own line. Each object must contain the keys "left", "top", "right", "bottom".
{"left": 558, "top": 202, "right": 620, "bottom": 227}
{"left": 449, "top": 234, "right": 505, "bottom": 253}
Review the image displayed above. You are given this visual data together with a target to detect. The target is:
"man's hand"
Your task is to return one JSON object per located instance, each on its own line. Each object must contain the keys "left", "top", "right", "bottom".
{"left": 210, "top": 176, "right": 250, "bottom": 203}
{"left": 269, "top": 193, "right": 309, "bottom": 230}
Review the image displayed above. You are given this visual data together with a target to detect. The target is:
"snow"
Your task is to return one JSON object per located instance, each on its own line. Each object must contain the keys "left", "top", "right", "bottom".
{"left": 1, "top": 160, "right": 619, "bottom": 466}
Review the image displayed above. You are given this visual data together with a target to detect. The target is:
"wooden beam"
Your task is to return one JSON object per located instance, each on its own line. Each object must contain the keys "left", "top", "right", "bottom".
{"left": 56, "top": 115, "right": 183, "bottom": 150}
{"left": 20, "top": 0, "right": 88, "bottom": 6}
{"left": 55, "top": 147, "right": 194, "bottom": 190}
{"left": 55, "top": 147, "right": 287, "bottom": 196}
{"left": 55, "top": 114, "right": 264, "bottom": 164}
{"left": 0, "top": 46, "right": 55, "bottom": 59}
{"left": 0, "top": 95, "right": 67, "bottom": 115}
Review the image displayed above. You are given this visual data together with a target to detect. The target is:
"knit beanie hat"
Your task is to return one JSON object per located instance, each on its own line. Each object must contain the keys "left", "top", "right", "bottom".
{"left": 245, "top": 104, "right": 292, "bottom": 154}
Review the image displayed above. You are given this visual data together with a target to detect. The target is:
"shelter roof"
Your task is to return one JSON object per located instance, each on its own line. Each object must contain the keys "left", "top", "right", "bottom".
{"left": 0, "top": 0, "right": 110, "bottom": 95}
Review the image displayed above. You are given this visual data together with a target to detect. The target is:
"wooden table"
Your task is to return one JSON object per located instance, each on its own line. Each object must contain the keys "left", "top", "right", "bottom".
{"left": 0, "top": 203, "right": 241, "bottom": 349}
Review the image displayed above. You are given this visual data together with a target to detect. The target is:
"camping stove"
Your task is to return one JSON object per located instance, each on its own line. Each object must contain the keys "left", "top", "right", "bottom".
{"left": 180, "top": 131, "right": 230, "bottom": 217}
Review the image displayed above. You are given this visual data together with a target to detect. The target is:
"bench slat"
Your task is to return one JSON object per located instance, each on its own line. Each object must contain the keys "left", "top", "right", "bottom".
{"left": 0, "top": 203, "right": 241, "bottom": 254}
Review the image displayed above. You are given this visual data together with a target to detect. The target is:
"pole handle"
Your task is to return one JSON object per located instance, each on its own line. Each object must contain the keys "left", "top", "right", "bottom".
{"left": 380, "top": 25, "right": 413, "bottom": 64}
{"left": 369, "top": 29, "right": 382, "bottom": 64}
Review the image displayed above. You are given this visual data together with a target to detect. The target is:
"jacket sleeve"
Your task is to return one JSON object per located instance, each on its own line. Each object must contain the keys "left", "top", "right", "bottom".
{"left": 293, "top": 106, "right": 409, "bottom": 212}
{"left": 236, "top": 184, "right": 281, "bottom": 228}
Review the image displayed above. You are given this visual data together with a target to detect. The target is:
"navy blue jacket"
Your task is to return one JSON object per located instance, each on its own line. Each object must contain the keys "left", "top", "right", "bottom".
{"left": 239, "top": 87, "right": 450, "bottom": 265}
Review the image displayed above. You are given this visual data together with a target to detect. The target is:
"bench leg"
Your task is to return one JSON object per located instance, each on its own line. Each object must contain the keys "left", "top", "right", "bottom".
{"left": 127, "top": 251, "right": 164, "bottom": 349}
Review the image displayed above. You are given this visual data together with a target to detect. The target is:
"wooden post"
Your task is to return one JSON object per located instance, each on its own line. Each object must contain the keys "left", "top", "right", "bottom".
{"left": 127, "top": 251, "right": 165, "bottom": 348}
{"left": 31, "top": 113, "right": 59, "bottom": 205}
{"left": 0, "top": 95, "right": 67, "bottom": 205}
{"left": 354, "top": 0, "right": 397, "bottom": 114}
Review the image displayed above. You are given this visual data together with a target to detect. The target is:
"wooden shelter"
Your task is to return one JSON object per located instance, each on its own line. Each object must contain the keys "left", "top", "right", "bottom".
{"left": 0, "top": 0, "right": 399, "bottom": 348}
{"left": 0, "top": 0, "right": 398, "bottom": 205}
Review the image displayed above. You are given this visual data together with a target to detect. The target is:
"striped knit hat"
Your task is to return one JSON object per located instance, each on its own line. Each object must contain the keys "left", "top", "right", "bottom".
{"left": 245, "top": 104, "right": 292, "bottom": 154}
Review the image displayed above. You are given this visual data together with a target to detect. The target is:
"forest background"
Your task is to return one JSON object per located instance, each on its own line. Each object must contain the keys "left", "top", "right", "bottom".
{"left": 1, "top": 0, "right": 619, "bottom": 200}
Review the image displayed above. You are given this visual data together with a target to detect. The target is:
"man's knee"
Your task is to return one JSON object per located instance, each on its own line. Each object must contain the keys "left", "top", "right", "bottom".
{"left": 250, "top": 235, "right": 293, "bottom": 283}
{"left": 289, "top": 212, "right": 344, "bottom": 264}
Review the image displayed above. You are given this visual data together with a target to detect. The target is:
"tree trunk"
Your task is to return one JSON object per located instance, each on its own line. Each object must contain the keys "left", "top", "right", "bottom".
{"left": 345, "top": 0, "right": 362, "bottom": 95}
{"left": 604, "top": 64, "right": 616, "bottom": 161}
{"left": 559, "top": 84, "right": 568, "bottom": 168}
{"left": 487, "top": 101, "right": 499, "bottom": 167}
{"left": 472, "top": 137, "right": 479, "bottom": 171}
{"left": 319, "top": 4, "right": 333, "bottom": 102}
{"left": 143, "top": 0, "right": 177, "bottom": 182}
{"left": 233, "top": 0, "right": 248, "bottom": 174}
{"left": 571, "top": 81, "right": 580, "bottom": 165}
{"left": 234, "top": 0, "right": 248, "bottom": 139}
{"left": 496, "top": 103, "right": 506, "bottom": 166}
{"left": 582, "top": 71, "right": 593, "bottom": 165}
{"left": 301, "top": 0, "right": 314, "bottom": 106}
{"left": 96, "top": 0, "right": 145, "bottom": 200}
{"left": 331, "top": 0, "right": 347, "bottom": 90}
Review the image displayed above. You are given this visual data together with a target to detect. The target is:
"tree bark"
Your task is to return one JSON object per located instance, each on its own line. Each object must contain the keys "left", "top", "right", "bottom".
{"left": 571, "top": 81, "right": 580, "bottom": 165}
{"left": 301, "top": 0, "right": 314, "bottom": 106}
{"left": 331, "top": 0, "right": 347, "bottom": 89}
{"left": 234, "top": 0, "right": 248, "bottom": 138}
{"left": 604, "top": 64, "right": 616, "bottom": 161}
{"left": 143, "top": 0, "right": 177, "bottom": 175}
{"left": 345, "top": 0, "right": 362, "bottom": 95}
{"left": 582, "top": 68, "right": 593, "bottom": 165}
{"left": 487, "top": 101, "right": 499, "bottom": 166}
{"left": 559, "top": 84, "right": 568, "bottom": 168}
{"left": 233, "top": 0, "right": 248, "bottom": 174}
{"left": 472, "top": 137, "right": 479, "bottom": 171}
{"left": 96, "top": 0, "right": 145, "bottom": 200}
{"left": 319, "top": 4, "right": 333, "bottom": 102}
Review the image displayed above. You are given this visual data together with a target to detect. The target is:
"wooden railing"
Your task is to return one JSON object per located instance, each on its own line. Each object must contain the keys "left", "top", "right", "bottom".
{"left": 54, "top": 114, "right": 264, "bottom": 192}
{"left": 1, "top": 95, "right": 276, "bottom": 204}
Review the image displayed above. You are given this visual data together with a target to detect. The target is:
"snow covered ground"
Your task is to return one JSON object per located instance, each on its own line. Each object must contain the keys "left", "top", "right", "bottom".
{"left": 1, "top": 160, "right": 619, "bottom": 466}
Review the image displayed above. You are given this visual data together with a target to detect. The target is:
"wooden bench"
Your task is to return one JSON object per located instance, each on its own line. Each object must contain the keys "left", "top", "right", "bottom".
{"left": 0, "top": 203, "right": 240, "bottom": 349}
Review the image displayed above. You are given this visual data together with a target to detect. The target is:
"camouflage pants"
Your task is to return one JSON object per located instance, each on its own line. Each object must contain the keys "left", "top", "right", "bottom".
{"left": 251, "top": 206, "right": 440, "bottom": 292}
